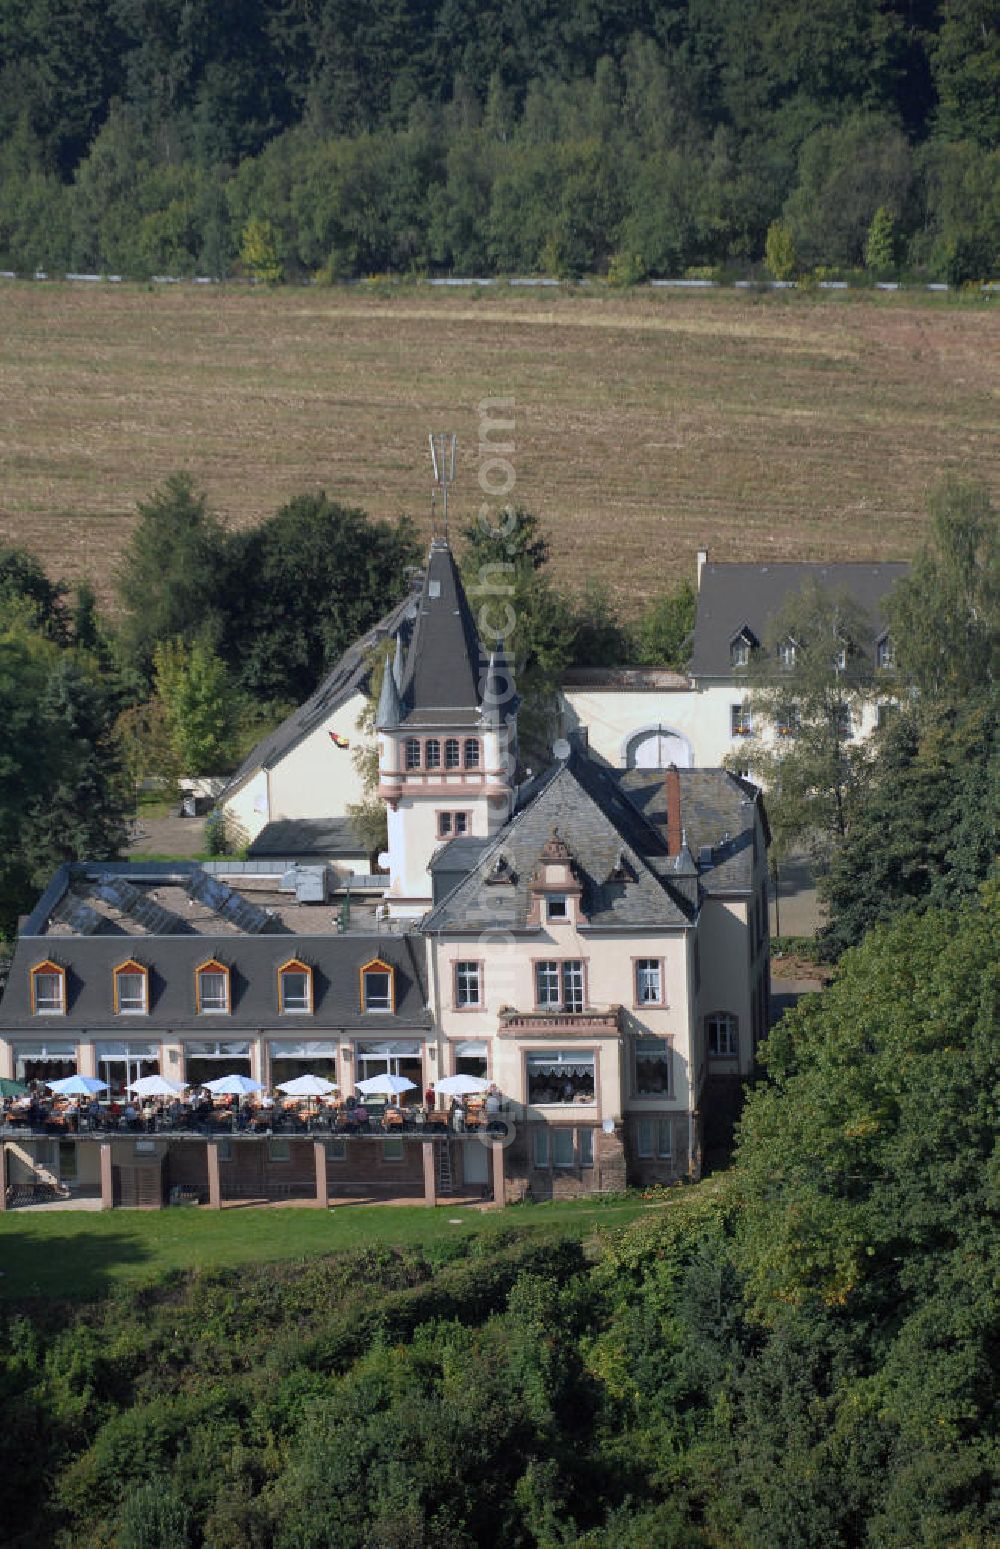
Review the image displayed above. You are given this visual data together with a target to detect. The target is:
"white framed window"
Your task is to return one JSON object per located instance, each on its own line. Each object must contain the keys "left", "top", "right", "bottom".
{"left": 578, "top": 1128, "right": 594, "bottom": 1167}
{"left": 196, "top": 961, "right": 230, "bottom": 1014}
{"left": 30, "top": 962, "right": 66, "bottom": 1016}
{"left": 438, "top": 810, "right": 470, "bottom": 838}
{"left": 707, "top": 1013, "right": 738, "bottom": 1058}
{"left": 546, "top": 894, "right": 568, "bottom": 921}
{"left": 877, "top": 635, "right": 894, "bottom": 670}
{"left": 360, "top": 959, "right": 394, "bottom": 1013}
{"left": 445, "top": 738, "right": 461, "bottom": 768}
{"left": 532, "top": 1128, "right": 550, "bottom": 1167}
{"left": 404, "top": 738, "right": 421, "bottom": 770}
{"left": 278, "top": 959, "right": 313, "bottom": 1014}
{"left": 463, "top": 739, "right": 480, "bottom": 769}
{"left": 552, "top": 1129, "right": 574, "bottom": 1168}
{"left": 424, "top": 738, "right": 441, "bottom": 769}
{"left": 454, "top": 961, "right": 482, "bottom": 1008}
{"left": 635, "top": 1037, "right": 671, "bottom": 1096}
{"left": 561, "top": 961, "right": 584, "bottom": 1011}
{"left": 526, "top": 1050, "right": 595, "bottom": 1105}
{"left": 776, "top": 704, "right": 800, "bottom": 737}
{"left": 634, "top": 959, "right": 662, "bottom": 1006}
{"left": 731, "top": 703, "right": 753, "bottom": 737}
{"left": 731, "top": 636, "right": 750, "bottom": 667}
{"left": 535, "top": 960, "right": 561, "bottom": 1007}
{"left": 778, "top": 638, "right": 796, "bottom": 668}
{"left": 114, "top": 960, "right": 149, "bottom": 1015}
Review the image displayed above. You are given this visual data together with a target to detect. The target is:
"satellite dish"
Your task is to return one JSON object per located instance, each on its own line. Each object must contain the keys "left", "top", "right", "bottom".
{"left": 377, "top": 851, "right": 390, "bottom": 870}
{"left": 552, "top": 738, "right": 571, "bottom": 761}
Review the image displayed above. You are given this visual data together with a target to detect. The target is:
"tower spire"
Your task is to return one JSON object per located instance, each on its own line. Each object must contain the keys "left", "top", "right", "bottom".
{"left": 375, "top": 638, "right": 403, "bottom": 729}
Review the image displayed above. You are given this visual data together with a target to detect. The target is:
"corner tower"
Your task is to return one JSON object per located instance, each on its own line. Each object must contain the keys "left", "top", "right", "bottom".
{"left": 377, "top": 540, "right": 517, "bottom": 917}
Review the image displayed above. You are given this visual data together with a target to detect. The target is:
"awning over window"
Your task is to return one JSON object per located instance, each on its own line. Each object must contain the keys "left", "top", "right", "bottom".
{"left": 453, "top": 1040, "right": 487, "bottom": 1058}
{"left": 356, "top": 1039, "right": 422, "bottom": 1057}
{"left": 183, "top": 1040, "right": 251, "bottom": 1058}
{"left": 95, "top": 1041, "right": 159, "bottom": 1059}
{"left": 267, "top": 1040, "right": 337, "bottom": 1057}
{"left": 12, "top": 1042, "right": 76, "bottom": 1062}
{"left": 527, "top": 1050, "right": 595, "bottom": 1076}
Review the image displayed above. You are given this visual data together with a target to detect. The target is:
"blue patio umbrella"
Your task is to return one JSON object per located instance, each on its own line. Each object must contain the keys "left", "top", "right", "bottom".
{"left": 47, "top": 1074, "right": 108, "bottom": 1096}
{"left": 204, "top": 1074, "right": 264, "bottom": 1096}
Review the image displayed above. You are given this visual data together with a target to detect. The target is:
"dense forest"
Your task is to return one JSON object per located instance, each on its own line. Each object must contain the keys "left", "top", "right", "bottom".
{"left": 0, "top": 0, "right": 997, "bottom": 280}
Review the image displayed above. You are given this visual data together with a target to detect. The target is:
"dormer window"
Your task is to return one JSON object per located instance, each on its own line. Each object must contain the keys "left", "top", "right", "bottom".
{"left": 278, "top": 958, "right": 313, "bottom": 1014}
{"left": 778, "top": 638, "right": 796, "bottom": 669}
{"left": 114, "top": 959, "right": 149, "bottom": 1015}
{"left": 546, "top": 894, "right": 568, "bottom": 921}
{"left": 730, "top": 627, "right": 755, "bottom": 668}
{"left": 877, "top": 634, "right": 894, "bottom": 670}
{"left": 30, "top": 960, "right": 66, "bottom": 1016}
{"left": 196, "top": 960, "right": 230, "bottom": 1014}
{"left": 361, "top": 958, "right": 395, "bottom": 1013}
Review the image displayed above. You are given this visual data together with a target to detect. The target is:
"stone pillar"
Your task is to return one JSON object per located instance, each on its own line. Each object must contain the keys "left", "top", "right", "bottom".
{"left": 0, "top": 1145, "right": 7, "bottom": 1211}
{"left": 99, "top": 1141, "right": 114, "bottom": 1210}
{"left": 491, "top": 1141, "right": 505, "bottom": 1206}
{"left": 314, "top": 1139, "right": 328, "bottom": 1207}
{"left": 206, "top": 1140, "right": 222, "bottom": 1209}
{"left": 422, "top": 1140, "right": 436, "bottom": 1208}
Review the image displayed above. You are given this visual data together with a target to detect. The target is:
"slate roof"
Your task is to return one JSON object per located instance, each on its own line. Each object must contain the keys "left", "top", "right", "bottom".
{"left": 399, "top": 540, "right": 487, "bottom": 726}
{"left": 247, "top": 818, "right": 369, "bottom": 859}
{"left": 220, "top": 585, "right": 421, "bottom": 799}
{"left": 422, "top": 752, "right": 699, "bottom": 932}
{"left": 618, "top": 768, "right": 765, "bottom": 895}
{"left": 3, "top": 866, "right": 430, "bottom": 1034}
{"left": 688, "top": 562, "right": 908, "bottom": 678}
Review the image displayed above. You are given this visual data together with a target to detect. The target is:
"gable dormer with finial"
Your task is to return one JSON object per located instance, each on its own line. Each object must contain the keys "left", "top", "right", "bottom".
{"left": 378, "top": 539, "right": 518, "bottom": 917}
{"left": 526, "top": 827, "right": 587, "bottom": 927}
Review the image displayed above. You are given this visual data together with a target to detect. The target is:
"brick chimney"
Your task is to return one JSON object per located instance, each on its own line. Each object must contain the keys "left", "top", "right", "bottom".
{"left": 665, "top": 765, "right": 682, "bottom": 856}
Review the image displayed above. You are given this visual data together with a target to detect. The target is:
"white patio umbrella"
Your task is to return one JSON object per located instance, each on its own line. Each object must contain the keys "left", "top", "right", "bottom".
{"left": 434, "top": 1074, "right": 490, "bottom": 1096}
{"left": 204, "top": 1074, "right": 264, "bottom": 1096}
{"left": 275, "top": 1074, "right": 338, "bottom": 1097}
{"left": 128, "top": 1074, "right": 187, "bottom": 1098}
{"left": 356, "top": 1074, "right": 417, "bottom": 1099}
{"left": 47, "top": 1074, "right": 107, "bottom": 1096}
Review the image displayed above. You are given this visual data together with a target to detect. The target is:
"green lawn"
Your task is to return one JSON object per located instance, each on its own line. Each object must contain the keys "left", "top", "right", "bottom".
{"left": 0, "top": 1195, "right": 654, "bottom": 1302}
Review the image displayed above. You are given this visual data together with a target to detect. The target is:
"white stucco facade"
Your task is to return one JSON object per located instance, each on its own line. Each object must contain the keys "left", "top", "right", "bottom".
{"left": 222, "top": 690, "right": 370, "bottom": 843}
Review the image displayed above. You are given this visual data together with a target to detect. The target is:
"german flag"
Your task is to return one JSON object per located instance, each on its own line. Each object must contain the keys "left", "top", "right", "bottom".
{"left": 328, "top": 731, "right": 350, "bottom": 749}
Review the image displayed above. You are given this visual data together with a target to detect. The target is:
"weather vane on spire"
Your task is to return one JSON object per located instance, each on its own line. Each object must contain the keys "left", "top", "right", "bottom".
{"left": 428, "top": 432, "right": 457, "bottom": 542}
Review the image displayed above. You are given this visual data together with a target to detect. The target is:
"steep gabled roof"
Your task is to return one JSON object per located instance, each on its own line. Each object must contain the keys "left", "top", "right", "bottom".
{"left": 421, "top": 752, "right": 694, "bottom": 932}
{"left": 220, "top": 587, "right": 420, "bottom": 799}
{"left": 689, "top": 562, "right": 908, "bottom": 678}
{"left": 399, "top": 540, "right": 485, "bottom": 726}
